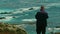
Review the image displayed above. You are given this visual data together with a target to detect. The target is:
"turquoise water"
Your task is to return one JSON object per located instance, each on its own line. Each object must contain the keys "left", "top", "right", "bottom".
{"left": 0, "top": 6, "right": 60, "bottom": 26}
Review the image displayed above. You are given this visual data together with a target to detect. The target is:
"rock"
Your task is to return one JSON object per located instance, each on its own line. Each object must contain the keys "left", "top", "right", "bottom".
{"left": 29, "top": 8, "right": 33, "bottom": 10}
{"left": 0, "top": 23, "right": 27, "bottom": 34}
{"left": 55, "top": 32, "right": 60, "bottom": 34}
{"left": 0, "top": 17, "right": 5, "bottom": 19}
{"left": 0, "top": 12, "right": 12, "bottom": 14}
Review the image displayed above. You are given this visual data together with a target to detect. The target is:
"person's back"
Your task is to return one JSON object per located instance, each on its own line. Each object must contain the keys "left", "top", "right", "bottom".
{"left": 35, "top": 12, "right": 48, "bottom": 26}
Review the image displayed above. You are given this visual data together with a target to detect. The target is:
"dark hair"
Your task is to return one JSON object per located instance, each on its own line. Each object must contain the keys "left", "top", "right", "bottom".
{"left": 40, "top": 6, "right": 44, "bottom": 11}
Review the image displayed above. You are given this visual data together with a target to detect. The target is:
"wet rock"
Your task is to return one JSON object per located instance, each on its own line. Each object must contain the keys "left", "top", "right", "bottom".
{"left": 29, "top": 8, "right": 33, "bottom": 10}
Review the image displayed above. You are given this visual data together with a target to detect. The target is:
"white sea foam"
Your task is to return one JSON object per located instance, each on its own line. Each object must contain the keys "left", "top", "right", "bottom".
{"left": 0, "top": 16, "right": 13, "bottom": 21}
{"left": 12, "top": 7, "right": 40, "bottom": 14}
{"left": 40, "top": 3, "right": 60, "bottom": 10}
{"left": 46, "top": 3, "right": 60, "bottom": 7}
{"left": 22, "top": 19, "right": 36, "bottom": 22}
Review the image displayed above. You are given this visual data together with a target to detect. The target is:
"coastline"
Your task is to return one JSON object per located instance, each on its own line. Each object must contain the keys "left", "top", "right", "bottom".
{"left": 0, "top": 22, "right": 27, "bottom": 34}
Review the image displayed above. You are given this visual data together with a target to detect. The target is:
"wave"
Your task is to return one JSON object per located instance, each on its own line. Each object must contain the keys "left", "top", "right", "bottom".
{"left": 46, "top": 3, "right": 60, "bottom": 7}
{"left": 12, "top": 7, "right": 40, "bottom": 14}
{"left": 0, "top": 15, "right": 17, "bottom": 23}
{"left": 22, "top": 19, "right": 36, "bottom": 22}
{"left": 0, "top": 16, "right": 13, "bottom": 21}
{"left": 0, "top": 4, "right": 59, "bottom": 15}
{"left": 12, "top": 5, "right": 58, "bottom": 14}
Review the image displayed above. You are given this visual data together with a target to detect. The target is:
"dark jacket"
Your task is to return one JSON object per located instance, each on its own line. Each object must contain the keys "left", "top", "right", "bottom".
{"left": 35, "top": 12, "right": 48, "bottom": 27}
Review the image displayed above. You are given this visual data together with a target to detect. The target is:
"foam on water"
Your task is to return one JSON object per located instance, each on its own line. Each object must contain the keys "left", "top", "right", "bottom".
{"left": 0, "top": 16, "right": 13, "bottom": 21}
{"left": 22, "top": 19, "right": 36, "bottom": 22}
{"left": 12, "top": 7, "right": 40, "bottom": 14}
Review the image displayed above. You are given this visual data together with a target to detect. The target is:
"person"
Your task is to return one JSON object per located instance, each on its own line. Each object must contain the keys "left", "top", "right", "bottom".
{"left": 35, "top": 6, "right": 48, "bottom": 34}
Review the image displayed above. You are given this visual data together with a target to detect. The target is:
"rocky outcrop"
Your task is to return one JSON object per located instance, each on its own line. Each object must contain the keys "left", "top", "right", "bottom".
{"left": 0, "top": 23, "right": 27, "bottom": 34}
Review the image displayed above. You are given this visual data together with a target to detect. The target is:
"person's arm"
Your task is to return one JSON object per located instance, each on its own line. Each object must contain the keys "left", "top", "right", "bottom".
{"left": 35, "top": 12, "right": 39, "bottom": 19}
{"left": 45, "top": 13, "right": 49, "bottom": 19}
